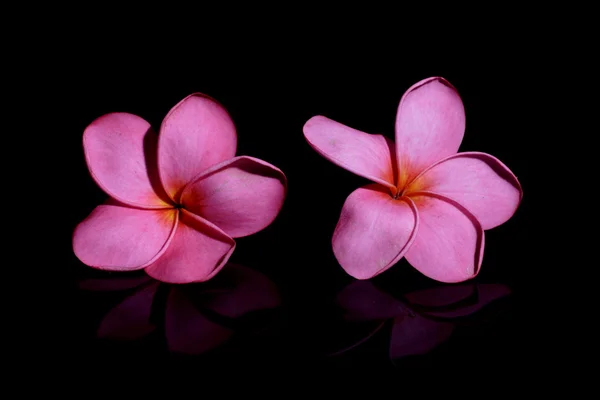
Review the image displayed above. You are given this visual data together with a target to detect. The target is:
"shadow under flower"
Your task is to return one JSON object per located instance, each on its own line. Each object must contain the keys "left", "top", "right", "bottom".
{"left": 78, "top": 263, "right": 281, "bottom": 356}
{"left": 329, "top": 280, "right": 510, "bottom": 364}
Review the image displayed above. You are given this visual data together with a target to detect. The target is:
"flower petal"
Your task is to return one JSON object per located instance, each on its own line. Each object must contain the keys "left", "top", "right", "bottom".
{"left": 83, "top": 113, "right": 171, "bottom": 208}
{"left": 405, "top": 194, "right": 484, "bottom": 283}
{"left": 407, "top": 152, "right": 522, "bottom": 229}
{"left": 165, "top": 287, "right": 233, "bottom": 355}
{"left": 158, "top": 94, "right": 237, "bottom": 201}
{"left": 389, "top": 315, "right": 454, "bottom": 360}
{"left": 144, "top": 209, "right": 235, "bottom": 284}
{"left": 97, "top": 282, "right": 159, "bottom": 340}
{"left": 303, "top": 116, "right": 397, "bottom": 190}
{"left": 395, "top": 77, "right": 466, "bottom": 187}
{"left": 72, "top": 203, "right": 177, "bottom": 270}
{"left": 332, "top": 184, "right": 419, "bottom": 280}
{"left": 181, "top": 156, "right": 287, "bottom": 238}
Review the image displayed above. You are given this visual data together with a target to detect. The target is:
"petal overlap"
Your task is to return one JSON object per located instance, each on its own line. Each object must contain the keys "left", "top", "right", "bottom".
{"left": 158, "top": 94, "right": 238, "bottom": 201}
{"left": 144, "top": 209, "right": 235, "bottom": 283}
{"left": 395, "top": 77, "right": 466, "bottom": 187}
{"left": 405, "top": 194, "right": 484, "bottom": 283}
{"left": 73, "top": 202, "right": 177, "bottom": 270}
{"left": 303, "top": 116, "right": 397, "bottom": 189}
{"left": 182, "top": 156, "right": 287, "bottom": 238}
{"left": 83, "top": 113, "right": 171, "bottom": 208}
{"left": 407, "top": 152, "right": 522, "bottom": 229}
{"left": 332, "top": 184, "right": 419, "bottom": 279}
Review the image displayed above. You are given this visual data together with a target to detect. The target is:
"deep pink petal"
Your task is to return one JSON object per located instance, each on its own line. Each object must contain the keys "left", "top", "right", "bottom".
{"left": 165, "top": 287, "right": 233, "bottom": 355}
{"left": 407, "top": 152, "right": 523, "bottom": 229}
{"left": 203, "top": 264, "right": 281, "bottom": 318}
{"left": 182, "top": 156, "right": 287, "bottom": 238}
{"left": 303, "top": 116, "right": 397, "bottom": 190}
{"left": 395, "top": 77, "right": 466, "bottom": 187}
{"left": 97, "top": 282, "right": 159, "bottom": 340}
{"left": 389, "top": 315, "right": 454, "bottom": 360}
{"left": 73, "top": 204, "right": 177, "bottom": 270}
{"left": 332, "top": 184, "right": 419, "bottom": 280}
{"left": 337, "top": 281, "right": 408, "bottom": 321}
{"left": 144, "top": 210, "right": 235, "bottom": 284}
{"left": 83, "top": 113, "right": 171, "bottom": 208}
{"left": 405, "top": 194, "right": 484, "bottom": 283}
{"left": 158, "top": 94, "right": 237, "bottom": 201}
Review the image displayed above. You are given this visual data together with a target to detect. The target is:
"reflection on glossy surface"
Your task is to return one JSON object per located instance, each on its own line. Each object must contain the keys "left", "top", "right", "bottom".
{"left": 331, "top": 280, "right": 510, "bottom": 363}
{"left": 78, "top": 263, "right": 281, "bottom": 355}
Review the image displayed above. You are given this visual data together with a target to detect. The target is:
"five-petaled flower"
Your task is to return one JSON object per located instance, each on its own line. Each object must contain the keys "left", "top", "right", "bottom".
{"left": 303, "top": 77, "right": 522, "bottom": 282}
{"left": 73, "top": 94, "right": 287, "bottom": 283}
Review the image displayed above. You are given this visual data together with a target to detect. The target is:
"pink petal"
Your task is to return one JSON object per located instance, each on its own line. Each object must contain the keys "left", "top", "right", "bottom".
{"left": 165, "top": 287, "right": 233, "bottom": 355}
{"left": 389, "top": 315, "right": 454, "bottom": 359}
{"left": 158, "top": 94, "right": 237, "bottom": 201}
{"left": 337, "top": 281, "right": 408, "bottom": 321}
{"left": 405, "top": 194, "right": 484, "bottom": 283}
{"left": 332, "top": 184, "right": 419, "bottom": 280}
{"left": 144, "top": 209, "right": 235, "bottom": 284}
{"left": 395, "top": 77, "right": 466, "bottom": 187}
{"left": 203, "top": 264, "right": 281, "bottom": 318}
{"left": 73, "top": 203, "right": 177, "bottom": 270}
{"left": 181, "top": 156, "right": 287, "bottom": 238}
{"left": 303, "top": 116, "right": 397, "bottom": 190}
{"left": 407, "top": 152, "right": 522, "bottom": 229}
{"left": 97, "top": 282, "right": 159, "bottom": 340}
{"left": 83, "top": 113, "right": 171, "bottom": 208}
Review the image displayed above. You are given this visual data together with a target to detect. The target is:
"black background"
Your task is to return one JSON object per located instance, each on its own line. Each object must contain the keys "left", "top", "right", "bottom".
{"left": 40, "top": 52, "right": 537, "bottom": 370}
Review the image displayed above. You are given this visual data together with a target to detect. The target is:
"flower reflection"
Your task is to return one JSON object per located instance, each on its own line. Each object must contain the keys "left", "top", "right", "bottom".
{"left": 79, "top": 264, "right": 281, "bottom": 355}
{"left": 332, "top": 280, "right": 510, "bottom": 362}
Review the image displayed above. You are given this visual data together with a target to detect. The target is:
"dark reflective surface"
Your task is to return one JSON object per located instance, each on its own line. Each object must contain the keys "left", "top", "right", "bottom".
{"left": 67, "top": 261, "right": 514, "bottom": 368}
{"left": 325, "top": 280, "right": 511, "bottom": 366}
{"left": 72, "top": 264, "right": 286, "bottom": 365}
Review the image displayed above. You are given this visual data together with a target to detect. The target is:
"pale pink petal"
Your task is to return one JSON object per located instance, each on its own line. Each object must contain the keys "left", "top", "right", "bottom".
{"left": 337, "top": 281, "right": 409, "bottom": 321}
{"left": 407, "top": 152, "right": 522, "bottom": 229}
{"left": 332, "top": 184, "right": 419, "bottom": 280}
{"left": 389, "top": 315, "right": 454, "bottom": 360}
{"left": 203, "top": 264, "right": 281, "bottom": 318}
{"left": 303, "top": 116, "right": 397, "bottom": 190}
{"left": 395, "top": 77, "right": 466, "bottom": 187}
{"left": 181, "top": 156, "right": 287, "bottom": 238}
{"left": 83, "top": 113, "right": 171, "bottom": 208}
{"left": 158, "top": 94, "right": 237, "bottom": 201}
{"left": 405, "top": 194, "right": 484, "bottom": 283}
{"left": 165, "top": 287, "right": 233, "bottom": 355}
{"left": 73, "top": 204, "right": 177, "bottom": 270}
{"left": 97, "top": 282, "right": 160, "bottom": 340}
{"left": 144, "top": 209, "right": 235, "bottom": 284}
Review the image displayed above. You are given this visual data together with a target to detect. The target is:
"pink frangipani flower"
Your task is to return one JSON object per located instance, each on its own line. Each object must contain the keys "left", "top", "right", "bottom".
{"left": 303, "top": 77, "right": 522, "bottom": 282}
{"left": 73, "top": 94, "right": 287, "bottom": 283}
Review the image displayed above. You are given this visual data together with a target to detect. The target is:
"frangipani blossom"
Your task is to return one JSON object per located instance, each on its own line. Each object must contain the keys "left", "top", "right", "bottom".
{"left": 73, "top": 94, "right": 287, "bottom": 283}
{"left": 303, "top": 77, "right": 522, "bottom": 282}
